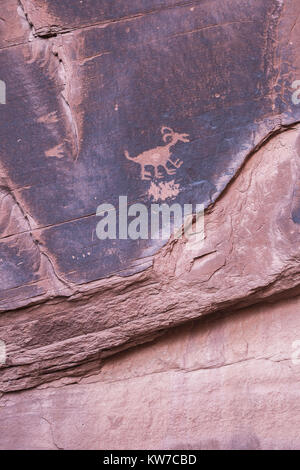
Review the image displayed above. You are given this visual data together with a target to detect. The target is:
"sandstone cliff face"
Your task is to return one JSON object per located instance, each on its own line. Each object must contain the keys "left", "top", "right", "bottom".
{"left": 2, "top": 296, "right": 300, "bottom": 450}
{"left": 1, "top": 0, "right": 300, "bottom": 450}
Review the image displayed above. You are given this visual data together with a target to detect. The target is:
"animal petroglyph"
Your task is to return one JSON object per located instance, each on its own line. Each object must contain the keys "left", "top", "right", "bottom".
{"left": 125, "top": 127, "right": 189, "bottom": 180}
{"left": 147, "top": 180, "right": 180, "bottom": 201}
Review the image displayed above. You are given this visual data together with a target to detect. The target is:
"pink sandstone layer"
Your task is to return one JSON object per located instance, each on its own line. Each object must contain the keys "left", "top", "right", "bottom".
{"left": 1, "top": 295, "right": 300, "bottom": 450}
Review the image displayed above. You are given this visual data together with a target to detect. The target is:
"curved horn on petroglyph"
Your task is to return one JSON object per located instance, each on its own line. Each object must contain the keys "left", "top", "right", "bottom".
{"left": 161, "top": 126, "right": 175, "bottom": 143}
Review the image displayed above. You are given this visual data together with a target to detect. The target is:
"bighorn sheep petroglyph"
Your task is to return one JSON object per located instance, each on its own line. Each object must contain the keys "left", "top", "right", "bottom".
{"left": 125, "top": 127, "right": 189, "bottom": 180}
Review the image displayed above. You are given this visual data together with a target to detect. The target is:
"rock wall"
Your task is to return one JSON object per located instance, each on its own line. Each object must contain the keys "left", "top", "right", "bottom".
{"left": 1, "top": 295, "right": 300, "bottom": 450}
{"left": 1, "top": 0, "right": 300, "bottom": 450}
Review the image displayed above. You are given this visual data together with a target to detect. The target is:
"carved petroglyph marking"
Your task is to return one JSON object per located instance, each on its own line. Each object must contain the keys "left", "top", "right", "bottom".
{"left": 125, "top": 127, "right": 189, "bottom": 180}
{"left": 148, "top": 180, "right": 180, "bottom": 201}
{"left": 45, "top": 143, "right": 65, "bottom": 159}
{"left": 37, "top": 111, "right": 59, "bottom": 124}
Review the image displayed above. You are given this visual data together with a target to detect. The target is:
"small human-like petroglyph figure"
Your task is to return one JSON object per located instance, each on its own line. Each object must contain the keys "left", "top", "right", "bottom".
{"left": 0, "top": 80, "right": 6, "bottom": 105}
{"left": 125, "top": 126, "right": 189, "bottom": 180}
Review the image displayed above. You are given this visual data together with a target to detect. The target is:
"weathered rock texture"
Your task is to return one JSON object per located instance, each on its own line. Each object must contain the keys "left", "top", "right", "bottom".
{"left": 1, "top": 0, "right": 300, "bottom": 450}
{"left": 1, "top": 295, "right": 300, "bottom": 450}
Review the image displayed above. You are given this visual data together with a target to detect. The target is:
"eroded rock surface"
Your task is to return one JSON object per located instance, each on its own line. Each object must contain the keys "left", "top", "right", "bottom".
{"left": 1, "top": 0, "right": 300, "bottom": 302}
{"left": 0, "top": 0, "right": 300, "bottom": 450}
{"left": 1, "top": 295, "right": 300, "bottom": 450}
